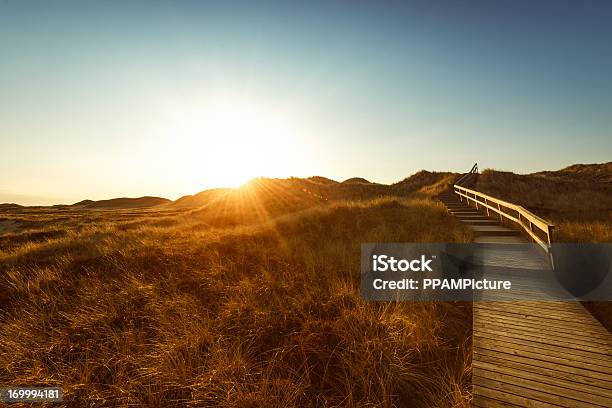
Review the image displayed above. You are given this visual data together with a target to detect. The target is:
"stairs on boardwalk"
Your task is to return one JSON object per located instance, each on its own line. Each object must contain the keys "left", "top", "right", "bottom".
{"left": 440, "top": 191, "right": 522, "bottom": 239}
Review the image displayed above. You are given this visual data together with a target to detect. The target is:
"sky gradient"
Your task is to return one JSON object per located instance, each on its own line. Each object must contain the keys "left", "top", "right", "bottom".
{"left": 1, "top": 1, "right": 611, "bottom": 205}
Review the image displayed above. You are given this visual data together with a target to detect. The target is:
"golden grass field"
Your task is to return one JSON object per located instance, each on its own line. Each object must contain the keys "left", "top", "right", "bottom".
{"left": 0, "top": 175, "right": 474, "bottom": 407}
{"left": 0, "top": 164, "right": 609, "bottom": 407}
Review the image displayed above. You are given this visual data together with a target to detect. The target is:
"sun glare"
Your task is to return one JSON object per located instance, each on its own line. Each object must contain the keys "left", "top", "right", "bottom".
{"left": 158, "top": 98, "right": 311, "bottom": 193}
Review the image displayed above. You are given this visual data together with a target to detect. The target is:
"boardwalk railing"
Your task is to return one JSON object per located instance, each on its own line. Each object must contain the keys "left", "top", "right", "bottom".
{"left": 453, "top": 184, "right": 555, "bottom": 254}
{"left": 454, "top": 162, "right": 478, "bottom": 186}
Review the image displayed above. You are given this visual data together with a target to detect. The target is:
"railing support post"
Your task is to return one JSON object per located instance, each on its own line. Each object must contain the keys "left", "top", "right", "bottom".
{"left": 548, "top": 226, "right": 554, "bottom": 247}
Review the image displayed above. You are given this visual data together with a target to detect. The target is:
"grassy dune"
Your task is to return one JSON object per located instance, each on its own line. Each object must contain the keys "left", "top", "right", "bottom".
{"left": 475, "top": 164, "right": 612, "bottom": 242}
{"left": 0, "top": 191, "right": 473, "bottom": 407}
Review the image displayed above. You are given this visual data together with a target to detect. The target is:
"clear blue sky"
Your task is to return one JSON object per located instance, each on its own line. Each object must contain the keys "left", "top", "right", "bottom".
{"left": 1, "top": 0, "right": 611, "bottom": 205}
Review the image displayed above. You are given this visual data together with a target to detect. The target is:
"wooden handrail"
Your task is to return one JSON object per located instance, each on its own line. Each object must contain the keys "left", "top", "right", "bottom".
{"left": 455, "top": 162, "right": 478, "bottom": 186}
{"left": 453, "top": 184, "right": 555, "bottom": 253}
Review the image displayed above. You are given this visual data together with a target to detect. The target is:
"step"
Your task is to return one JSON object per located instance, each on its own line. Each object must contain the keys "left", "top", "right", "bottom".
{"left": 450, "top": 210, "right": 482, "bottom": 215}
{"left": 474, "top": 236, "right": 526, "bottom": 244}
{"left": 469, "top": 225, "right": 521, "bottom": 236}
{"left": 458, "top": 219, "right": 499, "bottom": 226}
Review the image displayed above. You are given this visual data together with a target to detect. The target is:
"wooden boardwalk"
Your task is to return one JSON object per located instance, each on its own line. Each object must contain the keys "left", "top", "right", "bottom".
{"left": 440, "top": 192, "right": 612, "bottom": 407}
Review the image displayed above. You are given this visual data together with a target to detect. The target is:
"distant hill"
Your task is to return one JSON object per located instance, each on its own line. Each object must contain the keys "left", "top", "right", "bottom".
{"left": 169, "top": 171, "right": 462, "bottom": 210}
{"left": 535, "top": 162, "right": 612, "bottom": 184}
{"left": 341, "top": 177, "right": 372, "bottom": 184}
{"left": 170, "top": 188, "right": 233, "bottom": 208}
{"left": 307, "top": 176, "right": 338, "bottom": 185}
{"left": 392, "top": 170, "right": 457, "bottom": 196}
{"left": 72, "top": 199, "right": 95, "bottom": 207}
{"left": 71, "top": 196, "right": 170, "bottom": 209}
{"left": 5, "top": 164, "right": 608, "bottom": 213}
{"left": 0, "top": 203, "right": 23, "bottom": 210}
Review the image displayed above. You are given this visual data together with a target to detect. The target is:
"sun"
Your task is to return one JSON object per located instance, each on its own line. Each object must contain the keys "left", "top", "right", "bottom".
{"left": 203, "top": 102, "right": 292, "bottom": 187}
{"left": 159, "top": 97, "right": 310, "bottom": 191}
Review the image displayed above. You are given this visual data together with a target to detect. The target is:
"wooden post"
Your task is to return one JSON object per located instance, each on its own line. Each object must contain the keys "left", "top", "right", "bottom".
{"left": 548, "top": 226, "right": 554, "bottom": 246}
{"left": 484, "top": 198, "right": 490, "bottom": 216}
{"left": 497, "top": 203, "right": 503, "bottom": 222}
{"left": 548, "top": 226, "right": 555, "bottom": 269}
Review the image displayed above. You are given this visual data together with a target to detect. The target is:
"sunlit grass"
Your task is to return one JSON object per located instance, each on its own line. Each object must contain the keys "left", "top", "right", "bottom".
{"left": 0, "top": 193, "right": 473, "bottom": 407}
{"left": 476, "top": 168, "right": 611, "bottom": 242}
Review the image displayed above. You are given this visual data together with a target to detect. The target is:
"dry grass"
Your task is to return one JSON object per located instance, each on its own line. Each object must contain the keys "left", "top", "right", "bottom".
{"left": 476, "top": 166, "right": 612, "bottom": 243}
{"left": 552, "top": 221, "right": 612, "bottom": 243}
{"left": 0, "top": 189, "right": 473, "bottom": 407}
{"left": 170, "top": 171, "right": 458, "bottom": 209}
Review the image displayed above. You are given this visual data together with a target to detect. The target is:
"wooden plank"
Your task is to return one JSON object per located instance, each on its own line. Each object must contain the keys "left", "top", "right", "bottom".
{"left": 474, "top": 302, "right": 596, "bottom": 318}
{"left": 477, "top": 300, "right": 586, "bottom": 313}
{"left": 461, "top": 220, "right": 499, "bottom": 225}
{"left": 474, "top": 352, "right": 612, "bottom": 391}
{"left": 472, "top": 394, "right": 525, "bottom": 407}
{"left": 474, "top": 308, "right": 607, "bottom": 332}
{"left": 476, "top": 301, "right": 593, "bottom": 317}
{"left": 473, "top": 386, "right": 563, "bottom": 408}
{"left": 474, "top": 347, "right": 612, "bottom": 383}
{"left": 471, "top": 225, "right": 521, "bottom": 236}
{"left": 474, "top": 236, "right": 526, "bottom": 244}
{"left": 473, "top": 308, "right": 610, "bottom": 336}
{"left": 474, "top": 321, "right": 612, "bottom": 352}
{"left": 475, "top": 303, "right": 606, "bottom": 327}
{"left": 476, "top": 301, "right": 603, "bottom": 320}
{"left": 475, "top": 324, "right": 612, "bottom": 355}
{"left": 473, "top": 375, "right": 596, "bottom": 407}
{"left": 474, "top": 367, "right": 611, "bottom": 407}
{"left": 474, "top": 360, "right": 612, "bottom": 400}
{"left": 473, "top": 313, "right": 610, "bottom": 342}
{"left": 494, "top": 300, "right": 588, "bottom": 311}
{"left": 473, "top": 312, "right": 611, "bottom": 341}
{"left": 473, "top": 313, "right": 612, "bottom": 346}
{"left": 474, "top": 337, "right": 612, "bottom": 374}
{"left": 475, "top": 289, "right": 567, "bottom": 301}
{"left": 475, "top": 304, "right": 605, "bottom": 323}
{"left": 475, "top": 333, "right": 612, "bottom": 370}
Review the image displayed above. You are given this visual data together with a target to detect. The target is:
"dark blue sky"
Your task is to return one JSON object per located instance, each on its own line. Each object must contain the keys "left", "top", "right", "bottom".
{"left": 1, "top": 1, "right": 611, "bottom": 204}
